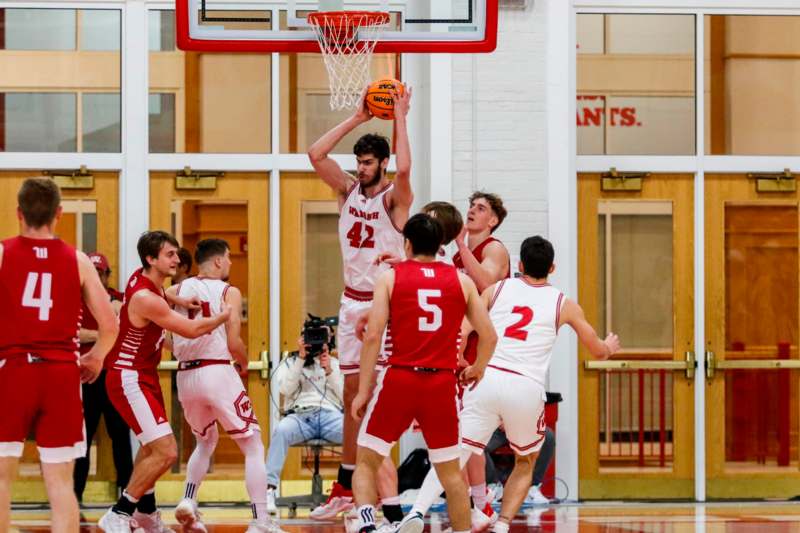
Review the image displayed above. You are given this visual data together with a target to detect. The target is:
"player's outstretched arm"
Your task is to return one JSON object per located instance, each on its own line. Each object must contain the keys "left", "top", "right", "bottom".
{"left": 78, "top": 251, "right": 119, "bottom": 384}
{"left": 560, "top": 298, "right": 619, "bottom": 360}
{"left": 164, "top": 284, "right": 200, "bottom": 311}
{"left": 460, "top": 276, "right": 498, "bottom": 388}
{"left": 308, "top": 88, "right": 371, "bottom": 202}
{"left": 223, "top": 286, "right": 249, "bottom": 374}
{"left": 387, "top": 85, "right": 413, "bottom": 216}
{"left": 352, "top": 270, "right": 393, "bottom": 421}
{"left": 134, "top": 290, "right": 230, "bottom": 339}
{"left": 454, "top": 232, "right": 509, "bottom": 293}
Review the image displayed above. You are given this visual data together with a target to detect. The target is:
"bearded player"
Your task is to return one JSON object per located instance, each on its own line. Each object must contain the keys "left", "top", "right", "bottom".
{"left": 99, "top": 231, "right": 231, "bottom": 533}
{"left": 307, "top": 85, "right": 413, "bottom": 523}
{"left": 0, "top": 178, "right": 118, "bottom": 533}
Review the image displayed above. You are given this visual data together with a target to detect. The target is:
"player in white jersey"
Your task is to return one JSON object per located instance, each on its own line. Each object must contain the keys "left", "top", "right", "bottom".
{"left": 395, "top": 236, "right": 621, "bottom": 533}
{"left": 166, "top": 239, "right": 284, "bottom": 533}
{"left": 307, "top": 85, "right": 413, "bottom": 522}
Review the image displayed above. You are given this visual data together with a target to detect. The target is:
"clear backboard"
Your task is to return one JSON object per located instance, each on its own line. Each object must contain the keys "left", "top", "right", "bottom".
{"left": 176, "top": 0, "right": 498, "bottom": 53}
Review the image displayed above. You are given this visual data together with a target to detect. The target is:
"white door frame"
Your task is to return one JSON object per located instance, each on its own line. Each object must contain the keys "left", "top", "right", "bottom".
{"left": 548, "top": 0, "right": 800, "bottom": 502}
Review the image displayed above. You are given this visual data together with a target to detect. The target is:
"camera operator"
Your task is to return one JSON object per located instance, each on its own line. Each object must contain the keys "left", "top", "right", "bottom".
{"left": 265, "top": 336, "right": 344, "bottom": 513}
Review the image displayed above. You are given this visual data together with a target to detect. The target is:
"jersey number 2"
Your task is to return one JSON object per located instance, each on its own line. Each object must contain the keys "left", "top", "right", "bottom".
{"left": 23, "top": 272, "right": 54, "bottom": 321}
{"left": 418, "top": 289, "right": 442, "bottom": 332}
{"left": 504, "top": 306, "right": 533, "bottom": 341}
{"left": 346, "top": 221, "right": 375, "bottom": 248}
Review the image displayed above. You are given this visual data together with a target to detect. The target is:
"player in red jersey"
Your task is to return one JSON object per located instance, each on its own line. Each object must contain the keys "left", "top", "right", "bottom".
{"left": 453, "top": 192, "right": 510, "bottom": 524}
{"left": 350, "top": 213, "right": 498, "bottom": 533}
{"left": 99, "top": 231, "right": 231, "bottom": 533}
{"left": 0, "top": 178, "right": 119, "bottom": 533}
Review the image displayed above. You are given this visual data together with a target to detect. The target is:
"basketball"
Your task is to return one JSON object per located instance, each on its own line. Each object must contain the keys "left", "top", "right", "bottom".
{"left": 366, "top": 78, "right": 405, "bottom": 120}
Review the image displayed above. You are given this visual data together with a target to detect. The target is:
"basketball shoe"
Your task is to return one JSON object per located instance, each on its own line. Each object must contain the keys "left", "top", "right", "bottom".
{"left": 246, "top": 518, "right": 288, "bottom": 533}
{"left": 131, "top": 509, "right": 174, "bottom": 532}
{"left": 471, "top": 504, "right": 495, "bottom": 533}
{"left": 266, "top": 487, "right": 278, "bottom": 515}
{"left": 98, "top": 509, "right": 135, "bottom": 533}
{"left": 395, "top": 511, "right": 424, "bottom": 533}
{"left": 174, "top": 499, "right": 207, "bottom": 532}
{"left": 309, "top": 482, "right": 354, "bottom": 520}
{"left": 525, "top": 484, "right": 549, "bottom": 505}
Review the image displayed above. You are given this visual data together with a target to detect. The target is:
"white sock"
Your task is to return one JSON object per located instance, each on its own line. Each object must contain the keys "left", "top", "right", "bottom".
{"left": 357, "top": 505, "right": 376, "bottom": 531}
{"left": 184, "top": 427, "right": 218, "bottom": 502}
{"left": 411, "top": 449, "right": 472, "bottom": 516}
{"left": 471, "top": 483, "right": 487, "bottom": 509}
{"left": 235, "top": 432, "right": 269, "bottom": 521}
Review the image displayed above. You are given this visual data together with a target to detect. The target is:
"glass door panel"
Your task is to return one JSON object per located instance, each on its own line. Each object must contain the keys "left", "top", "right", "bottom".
{"left": 578, "top": 173, "right": 695, "bottom": 499}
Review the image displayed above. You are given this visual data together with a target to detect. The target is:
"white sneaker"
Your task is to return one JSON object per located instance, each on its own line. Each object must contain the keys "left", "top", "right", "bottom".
{"left": 471, "top": 506, "right": 492, "bottom": 533}
{"left": 525, "top": 484, "right": 549, "bottom": 506}
{"left": 132, "top": 510, "right": 174, "bottom": 532}
{"left": 309, "top": 482, "right": 354, "bottom": 520}
{"left": 396, "top": 511, "right": 424, "bottom": 533}
{"left": 265, "top": 487, "right": 278, "bottom": 515}
{"left": 343, "top": 508, "right": 359, "bottom": 533}
{"left": 376, "top": 521, "right": 401, "bottom": 533}
{"left": 487, "top": 483, "right": 503, "bottom": 503}
{"left": 246, "top": 518, "right": 289, "bottom": 533}
{"left": 98, "top": 509, "right": 134, "bottom": 533}
{"left": 174, "top": 499, "right": 207, "bottom": 532}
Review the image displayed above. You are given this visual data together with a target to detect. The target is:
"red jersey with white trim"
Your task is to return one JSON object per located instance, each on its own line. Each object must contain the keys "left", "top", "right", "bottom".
{"left": 338, "top": 183, "right": 405, "bottom": 294}
{"left": 80, "top": 286, "right": 123, "bottom": 355}
{"left": 454, "top": 236, "right": 510, "bottom": 364}
{"left": 0, "top": 236, "right": 81, "bottom": 362}
{"left": 487, "top": 277, "right": 564, "bottom": 386}
{"left": 385, "top": 260, "right": 466, "bottom": 370}
{"left": 105, "top": 268, "right": 167, "bottom": 371}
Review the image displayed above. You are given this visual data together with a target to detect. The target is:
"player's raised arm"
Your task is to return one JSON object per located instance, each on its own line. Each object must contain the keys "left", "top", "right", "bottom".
{"left": 223, "top": 285, "right": 249, "bottom": 373}
{"left": 455, "top": 236, "right": 509, "bottom": 293}
{"left": 459, "top": 274, "right": 498, "bottom": 387}
{"left": 78, "top": 251, "right": 119, "bottom": 384}
{"left": 559, "top": 297, "right": 620, "bottom": 360}
{"left": 133, "top": 290, "right": 230, "bottom": 339}
{"left": 351, "top": 269, "right": 394, "bottom": 421}
{"left": 386, "top": 85, "right": 413, "bottom": 215}
{"left": 308, "top": 88, "right": 372, "bottom": 202}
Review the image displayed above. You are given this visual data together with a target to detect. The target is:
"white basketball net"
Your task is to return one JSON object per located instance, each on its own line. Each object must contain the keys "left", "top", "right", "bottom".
{"left": 308, "top": 11, "right": 390, "bottom": 110}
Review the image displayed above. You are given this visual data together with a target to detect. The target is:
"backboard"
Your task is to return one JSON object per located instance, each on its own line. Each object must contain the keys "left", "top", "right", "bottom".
{"left": 176, "top": 0, "right": 498, "bottom": 53}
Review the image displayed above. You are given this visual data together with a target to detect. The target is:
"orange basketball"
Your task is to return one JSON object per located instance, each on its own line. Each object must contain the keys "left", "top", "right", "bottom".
{"left": 366, "top": 78, "right": 405, "bottom": 120}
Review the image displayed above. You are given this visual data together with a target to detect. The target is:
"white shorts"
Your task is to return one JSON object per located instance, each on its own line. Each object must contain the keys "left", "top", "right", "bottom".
{"left": 337, "top": 295, "right": 387, "bottom": 375}
{"left": 460, "top": 366, "right": 547, "bottom": 456}
{"left": 176, "top": 362, "right": 259, "bottom": 440}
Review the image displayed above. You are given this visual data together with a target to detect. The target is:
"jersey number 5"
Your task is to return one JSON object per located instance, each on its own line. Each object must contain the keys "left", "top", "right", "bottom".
{"left": 504, "top": 306, "right": 533, "bottom": 341}
{"left": 346, "top": 221, "right": 375, "bottom": 249}
{"left": 418, "top": 289, "right": 442, "bottom": 332}
{"left": 23, "top": 272, "right": 54, "bottom": 321}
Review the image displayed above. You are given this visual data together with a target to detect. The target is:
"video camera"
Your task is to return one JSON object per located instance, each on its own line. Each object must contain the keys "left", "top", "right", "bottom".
{"left": 302, "top": 313, "right": 338, "bottom": 364}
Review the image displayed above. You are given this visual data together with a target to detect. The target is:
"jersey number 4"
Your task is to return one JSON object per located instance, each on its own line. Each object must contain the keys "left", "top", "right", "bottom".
{"left": 346, "top": 221, "right": 375, "bottom": 248}
{"left": 504, "top": 306, "right": 533, "bottom": 341}
{"left": 418, "top": 289, "right": 442, "bottom": 332}
{"left": 23, "top": 272, "right": 54, "bottom": 321}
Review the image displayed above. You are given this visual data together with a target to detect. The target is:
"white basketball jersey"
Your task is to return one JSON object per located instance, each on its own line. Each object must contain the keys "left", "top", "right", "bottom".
{"left": 338, "top": 182, "right": 405, "bottom": 293}
{"left": 172, "top": 277, "right": 232, "bottom": 362}
{"left": 488, "top": 277, "right": 565, "bottom": 386}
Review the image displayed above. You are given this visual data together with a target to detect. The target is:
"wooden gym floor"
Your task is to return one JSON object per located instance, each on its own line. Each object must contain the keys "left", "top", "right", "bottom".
{"left": 10, "top": 501, "right": 800, "bottom": 532}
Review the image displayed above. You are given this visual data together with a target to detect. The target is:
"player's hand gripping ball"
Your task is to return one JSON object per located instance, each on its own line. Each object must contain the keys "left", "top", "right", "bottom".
{"left": 366, "top": 78, "right": 405, "bottom": 120}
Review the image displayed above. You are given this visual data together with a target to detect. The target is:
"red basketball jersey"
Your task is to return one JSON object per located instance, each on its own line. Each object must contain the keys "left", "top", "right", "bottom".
{"left": 105, "top": 268, "right": 167, "bottom": 371}
{"left": 453, "top": 236, "right": 510, "bottom": 364}
{"left": 385, "top": 260, "right": 466, "bottom": 370}
{"left": 79, "top": 286, "right": 123, "bottom": 355}
{"left": 0, "top": 236, "right": 82, "bottom": 362}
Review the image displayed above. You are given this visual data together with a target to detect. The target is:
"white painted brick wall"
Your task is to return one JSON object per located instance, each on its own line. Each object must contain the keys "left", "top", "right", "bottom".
{"left": 451, "top": 1, "right": 548, "bottom": 267}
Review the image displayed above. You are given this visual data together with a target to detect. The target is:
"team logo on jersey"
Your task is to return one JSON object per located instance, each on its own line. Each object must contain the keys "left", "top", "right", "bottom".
{"left": 33, "top": 247, "right": 47, "bottom": 259}
{"left": 421, "top": 268, "right": 435, "bottom": 278}
{"left": 348, "top": 206, "right": 379, "bottom": 221}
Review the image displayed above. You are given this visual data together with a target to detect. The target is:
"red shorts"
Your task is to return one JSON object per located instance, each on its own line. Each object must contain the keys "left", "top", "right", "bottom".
{"left": 358, "top": 366, "right": 460, "bottom": 463}
{"left": 0, "top": 356, "right": 85, "bottom": 463}
{"left": 106, "top": 368, "right": 172, "bottom": 445}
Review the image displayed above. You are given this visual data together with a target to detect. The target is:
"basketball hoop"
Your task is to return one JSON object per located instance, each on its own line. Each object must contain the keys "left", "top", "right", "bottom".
{"left": 308, "top": 11, "right": 390, "bottom": 110}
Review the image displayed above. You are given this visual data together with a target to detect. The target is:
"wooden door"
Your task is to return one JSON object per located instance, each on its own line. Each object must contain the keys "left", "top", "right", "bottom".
{"left": 705, "top": 173, "right": 800, "bottom": 498}
{"left": 578, "top": 173, "right": 695, "bottom": 499}
{"left": 149, "top": 171, "right": 269, "bottom": 502}
{"left": 0, "top": 171, "right": 120, "bottom": 502}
